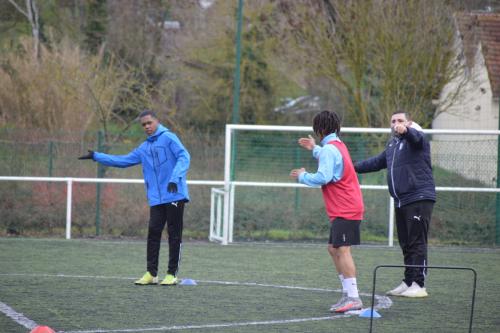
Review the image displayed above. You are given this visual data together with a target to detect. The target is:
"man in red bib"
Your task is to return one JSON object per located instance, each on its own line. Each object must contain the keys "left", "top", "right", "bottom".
{"left": 290, "top": 110, "right": 364, "bottom": 313}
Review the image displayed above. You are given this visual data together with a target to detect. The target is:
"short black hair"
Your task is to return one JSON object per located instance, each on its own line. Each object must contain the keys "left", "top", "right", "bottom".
{"left": 312, "top": 110, "right": 341, "bottom": 138}
{"left": 138, "top": 109, "right": 158, "bottom": 119}
{"left": 392, "top": 110, "right": 410, "bottom": 120}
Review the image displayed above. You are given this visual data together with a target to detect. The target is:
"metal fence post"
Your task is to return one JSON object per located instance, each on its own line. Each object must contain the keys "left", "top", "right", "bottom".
{"left": 66, "top": 178, "right": 73, "bottom": 239}
{"left": 496, "top": 99, "right": 500, "bottom": 245}
{"left": 294, "top": 145, "right": 301, "bottom": 213}
{"left": 232, "top": 0, "right": 244, "bottom": 125}
{"left": 388, "top": 197, "right": 395, "bottom": 247}
{"left": 48, "top": 141, "right": 54, "bottom": 177}
{"left": 223, "top": 126, "right": 232, "bottom": 245}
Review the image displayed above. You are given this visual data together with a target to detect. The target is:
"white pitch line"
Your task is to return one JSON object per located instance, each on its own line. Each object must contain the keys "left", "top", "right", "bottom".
{"left": 0, "top": 301, "right": 38, "bottom": 330}
{"left": 0, "top": 274, "right": 375, "bottom": 295}
{"left": 0, "top": 273, "right": 136, "bottom": 281}
{"left": 0, "top": 273, "right": 392, "bottom": 309}
{"left": 0, "top": 273, "right": 392, "bottom": 332}
{"left": 0, "top": 273, "right": 339, "bottom": 292}
{"left": 197, "top": 279, "right": 338, "bottom": 292}
{"left": 60, "top": 314, "right": 351, "bottom": 333}
{"left": 197, "top": 279, "right": 391, "bottom": 310}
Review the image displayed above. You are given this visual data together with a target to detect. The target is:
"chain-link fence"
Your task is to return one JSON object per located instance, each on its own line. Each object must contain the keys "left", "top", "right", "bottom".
{"left": 0, "top": 128, "right": 224, "bottom": 240}
{"left": 228, "top": 127, "right": 500, "bottom": 246}
{"left": 1, "top": 128, "right": 499, "bottom": 246}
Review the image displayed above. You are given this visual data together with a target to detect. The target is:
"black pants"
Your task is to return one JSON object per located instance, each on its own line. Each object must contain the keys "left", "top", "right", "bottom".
{"left": 147, "top": 201, "right": 184, "bottom": 277}
{"left": 395, "top": 200, "right": 433, "bottom": 287}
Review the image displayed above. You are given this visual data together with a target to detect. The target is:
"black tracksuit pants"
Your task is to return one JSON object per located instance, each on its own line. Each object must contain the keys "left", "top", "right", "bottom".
{"left": 146, "top": 201, "right": 185, "bottom": 277}
{"left": 395, "top": 200, "right": 434, "bottom": 287}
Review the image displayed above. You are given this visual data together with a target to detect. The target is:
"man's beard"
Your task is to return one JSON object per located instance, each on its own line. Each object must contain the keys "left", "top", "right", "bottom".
{"left": 391, "top": 128, "right": 401, "bottom": 138}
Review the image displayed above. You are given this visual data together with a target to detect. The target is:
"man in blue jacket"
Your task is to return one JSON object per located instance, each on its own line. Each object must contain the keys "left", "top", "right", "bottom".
{"left": 78, "top": 110, "right": 190, "bottom": 286}
{"left": 354, "top": 111, "right": 435, "bottom": 298}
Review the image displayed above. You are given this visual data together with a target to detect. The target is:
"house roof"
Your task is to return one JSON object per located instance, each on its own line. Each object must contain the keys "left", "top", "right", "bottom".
{"left": 456, "top": 12, "right": 500, "bottom": 98}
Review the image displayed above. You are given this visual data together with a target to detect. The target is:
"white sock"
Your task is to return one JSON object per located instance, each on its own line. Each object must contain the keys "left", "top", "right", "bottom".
{"left": 338, "top": 274, "right": 346, "bottom": 294}
{"left": 343, "top": 277, "right": 359, "bottom": 298}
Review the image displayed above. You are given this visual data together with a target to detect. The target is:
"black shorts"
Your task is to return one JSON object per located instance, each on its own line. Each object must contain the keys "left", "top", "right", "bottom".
{"left": 328, "top": 218, "right": 361, "bottom": 248}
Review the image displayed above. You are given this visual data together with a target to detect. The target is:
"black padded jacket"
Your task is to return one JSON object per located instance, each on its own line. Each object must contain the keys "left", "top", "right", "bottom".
{"left": 354, "top": 127, "right": 436, "bottom": 208}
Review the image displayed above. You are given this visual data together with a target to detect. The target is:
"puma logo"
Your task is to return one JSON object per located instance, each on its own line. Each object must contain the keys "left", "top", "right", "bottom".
{"left": 171, "top": 201, "right": 178, "bottom": 207}
{"left": 413, "top": 215, "right": 421, "bottom": 221}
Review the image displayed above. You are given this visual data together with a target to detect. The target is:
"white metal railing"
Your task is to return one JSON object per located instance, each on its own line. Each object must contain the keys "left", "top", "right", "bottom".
{"left": 1, "top": 176, "right": 500, "bottom": 245}
{"left": 2, "top": 125, "right": 500, "bottom": 245}
{"left": 0, "top": 176, "right": 223, "bottom": 240}
{"left": 229, "top": 182, "right": 500, "bottom": 246}
{"left": 223, "top": 124, "right": 500, "bottom": 246}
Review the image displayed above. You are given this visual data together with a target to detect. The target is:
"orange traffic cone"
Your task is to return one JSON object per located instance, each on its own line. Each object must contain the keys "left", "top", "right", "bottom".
{"left": 30, "top": 326, "right": 55, "bottom": 333}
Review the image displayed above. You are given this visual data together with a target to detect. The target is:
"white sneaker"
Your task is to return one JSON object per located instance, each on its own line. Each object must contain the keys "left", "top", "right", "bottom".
{"left": 400, "top": 282, "right": 428, "bottom": 298}
{"left": 386, "top": 281, "right": 409, "bottom": 296}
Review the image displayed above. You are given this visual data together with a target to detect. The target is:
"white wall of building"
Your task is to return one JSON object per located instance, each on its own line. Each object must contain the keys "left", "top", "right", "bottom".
{"left": 432, "top": 43, "right": 499, "bottom": 186}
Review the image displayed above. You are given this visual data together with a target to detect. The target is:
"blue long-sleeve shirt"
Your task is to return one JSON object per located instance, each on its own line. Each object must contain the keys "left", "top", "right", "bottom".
{"left": 298, "top": 133, "right": 344, "bottom": 187}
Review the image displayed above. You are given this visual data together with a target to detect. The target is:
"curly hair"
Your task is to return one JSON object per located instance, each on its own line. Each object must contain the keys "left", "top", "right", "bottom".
{"left": 312, "top": 110, "right": 342, "bottom": 138}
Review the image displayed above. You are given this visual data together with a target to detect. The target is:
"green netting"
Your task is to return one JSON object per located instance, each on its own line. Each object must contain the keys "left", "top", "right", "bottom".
{"left": 231, "top": 130, "right": 498, "bottom": 187}
{"left": 230, "top": 129, "right": 500, "bottom": 245}
{"left": 0, "top": 128, "right": 499, "bottom": 245}
{"left": 0, "top": 129, "right": 222, "bottom": 239}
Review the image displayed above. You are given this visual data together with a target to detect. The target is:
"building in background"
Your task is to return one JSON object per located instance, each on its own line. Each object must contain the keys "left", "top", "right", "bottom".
{"left": 432, "top": 11, "right": 500, "bottom": 185}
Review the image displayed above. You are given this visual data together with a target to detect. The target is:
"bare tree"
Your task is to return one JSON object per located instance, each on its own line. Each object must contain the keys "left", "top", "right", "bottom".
{"left": 7, "top": 0, "right": 40, "bottom": 59}
{"left": 82, "top": 45, "right": 165, "bottom": 145}
{"left": 261, "top": 0, "right": 468, "bottom": 128}
{"left": 0, "top": 36, "right": 168, "bottom": 145}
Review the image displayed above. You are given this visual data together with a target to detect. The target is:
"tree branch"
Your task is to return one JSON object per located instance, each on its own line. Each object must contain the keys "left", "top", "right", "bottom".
{"left": 7, "top": 0, "right": 29, "bottom": 18}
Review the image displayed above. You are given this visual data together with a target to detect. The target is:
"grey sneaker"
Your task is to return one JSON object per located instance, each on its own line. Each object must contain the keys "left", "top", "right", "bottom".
{"left": 334, "top": 297, "right": 363, "bottom": 313}
{"left": 329, "top": 293, "right": 348, "bottom": 312}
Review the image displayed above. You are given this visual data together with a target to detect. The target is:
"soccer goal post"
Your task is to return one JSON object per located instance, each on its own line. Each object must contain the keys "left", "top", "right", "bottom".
{"left": 216, "top": 124, "right": 500, "bottom": 246}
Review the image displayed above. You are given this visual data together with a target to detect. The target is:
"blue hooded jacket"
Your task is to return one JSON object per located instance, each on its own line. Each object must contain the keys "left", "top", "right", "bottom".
{"left": 354, "top": 127, "right": 435, "bottom": 208}
{"left": 93, "top": 124, "right": 190, "bottom": 206}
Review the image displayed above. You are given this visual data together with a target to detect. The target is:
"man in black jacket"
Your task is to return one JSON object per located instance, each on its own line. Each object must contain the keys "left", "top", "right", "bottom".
{"left": 354, "top": 111, "right": 436, "bottom": 298}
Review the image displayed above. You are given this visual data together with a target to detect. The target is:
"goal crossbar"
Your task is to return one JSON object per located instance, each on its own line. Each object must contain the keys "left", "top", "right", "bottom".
{"left": 221, "top": 124, "right": 500, "bottom": 245}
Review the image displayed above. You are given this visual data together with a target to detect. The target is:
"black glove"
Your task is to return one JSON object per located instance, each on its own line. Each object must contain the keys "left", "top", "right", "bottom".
{"left": 78, "top": 150, "right": 94, "bottom": 160}
{"left": 167, "top": 182, "right": 178, "bottom": 193}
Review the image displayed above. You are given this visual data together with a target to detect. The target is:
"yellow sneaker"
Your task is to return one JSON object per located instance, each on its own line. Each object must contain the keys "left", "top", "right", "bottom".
{"left": 134, "top": 272, "right": 158, "bottom": 285}
{"left": 160, "top": 274, "right": 179, "bottom": 286}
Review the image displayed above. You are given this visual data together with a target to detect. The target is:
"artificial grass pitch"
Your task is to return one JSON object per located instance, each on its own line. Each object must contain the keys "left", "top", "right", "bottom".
{"left": 0, "top": 238, "right": 499, "bottom": 333}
